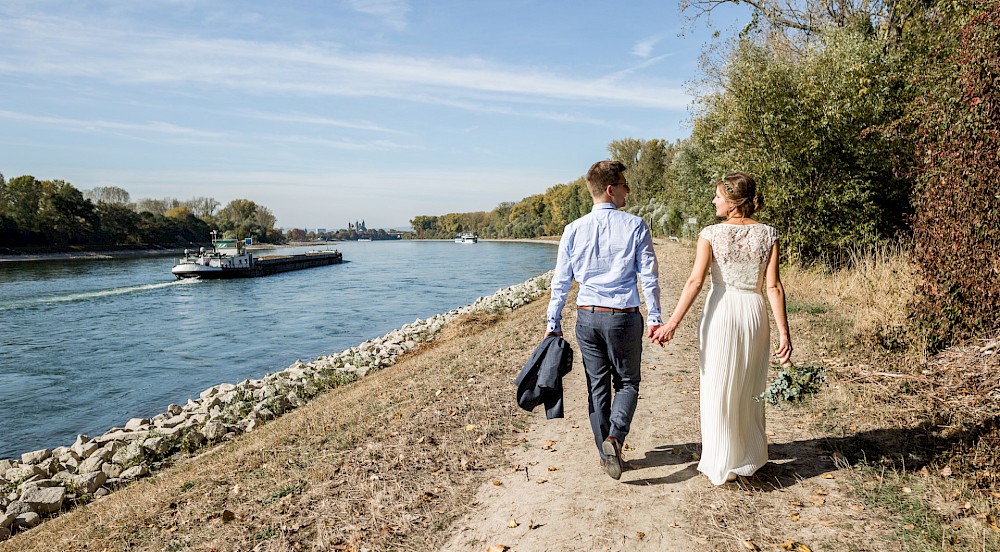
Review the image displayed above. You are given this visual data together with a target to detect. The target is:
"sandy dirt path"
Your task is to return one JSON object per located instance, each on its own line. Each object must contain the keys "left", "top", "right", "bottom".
{"left": 441, "top": 240, "right": 886, "bottom": 552}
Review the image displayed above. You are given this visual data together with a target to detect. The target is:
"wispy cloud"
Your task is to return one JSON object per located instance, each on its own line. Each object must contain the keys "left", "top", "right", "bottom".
{"left": 0, "top": 14, "right": 690, "bottom": 111}
{"left": 0, "top": 110, "right": 418, "bottom": 151}
{"left": 344, "top": 0, "right": 410, "bottom": 31}
{"left": 241, "top": 111, "right": 409, "bottom": 135}
{"left": 631, "top": 34, "right": 665, "bottom": 58}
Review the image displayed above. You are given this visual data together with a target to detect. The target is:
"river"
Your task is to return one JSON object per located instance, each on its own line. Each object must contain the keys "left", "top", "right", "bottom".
{"left": 0, "top": 240, "right": 556, "bottom": 459}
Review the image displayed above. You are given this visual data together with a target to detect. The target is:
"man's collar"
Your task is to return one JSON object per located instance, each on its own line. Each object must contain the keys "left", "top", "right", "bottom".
{"left": 592, "top": 202, "right": 617, "bottom": 212}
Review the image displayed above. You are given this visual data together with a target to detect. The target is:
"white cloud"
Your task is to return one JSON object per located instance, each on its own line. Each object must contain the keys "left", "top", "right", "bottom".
{"left": 0, "top": 14, "right": 690, "bottom": 110}
{"left": 344, "top": 0, "right": 410, "bottom": 31}
{"left": 631, "top": 34, "right": 665, "bottom": 58}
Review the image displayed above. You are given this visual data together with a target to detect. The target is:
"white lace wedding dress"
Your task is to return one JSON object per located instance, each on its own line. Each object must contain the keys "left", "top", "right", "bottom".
{"left": 697, "top": 223, "right": 779, "bottom": 485}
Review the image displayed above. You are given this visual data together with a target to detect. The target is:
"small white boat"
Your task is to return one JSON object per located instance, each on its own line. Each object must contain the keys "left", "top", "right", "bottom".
{"left": 454, "top": 232, "right": 478, "bottom": 244}
{"left": 172, "top": 235, "right": 254, "bottom": 279}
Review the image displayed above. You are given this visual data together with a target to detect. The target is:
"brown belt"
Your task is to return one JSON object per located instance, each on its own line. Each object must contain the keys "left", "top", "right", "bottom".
{"left": 578, "top": 305, "right": 638, "bottom": 314}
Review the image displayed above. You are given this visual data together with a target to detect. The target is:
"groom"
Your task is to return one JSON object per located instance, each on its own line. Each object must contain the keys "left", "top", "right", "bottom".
{"left": 545, "top": 160, "right": 662, "bottom": 480}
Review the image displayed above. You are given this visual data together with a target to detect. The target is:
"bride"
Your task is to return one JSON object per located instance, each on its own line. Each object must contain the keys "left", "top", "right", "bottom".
{"left": 652, "top": 172, "right": 792, "bottom": 485}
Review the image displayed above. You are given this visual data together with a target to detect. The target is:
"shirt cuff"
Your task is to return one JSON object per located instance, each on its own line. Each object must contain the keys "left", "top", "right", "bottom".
{"left": 647, "top": 316, "right": 662, "bottom": 327}
{"left": 546, "top": 319, "right": 562, "bottom": 333}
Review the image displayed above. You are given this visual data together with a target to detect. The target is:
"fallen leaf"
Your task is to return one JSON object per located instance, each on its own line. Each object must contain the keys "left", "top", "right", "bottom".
{"left": 815, "top": 489, "right": 829, "bottom": 496}
{"left": 796, "top": 545, "right": 813, "bottom": 552}
{"left": 961, "top": 501, "right": 972, "bottom": 510}
{"left": 486, "top": 545, "right": 509, "bottom": 552}
{"left": 669, "top": 522, "right": 681, "bottom": 528}
{"left": 466, "top": 424, "right": 477, "bottom": 431}
{"left": 672, "top": 377, "right": 683, "bottom": 382}
{"left": 821, "top": 474, "right": 834, "bottom": 479}
{"left": 492, "top": 480, "right": 502, "bottom": 486}
{"left": 810, "top": 497, "right": 826, "bottom": 506}
{"left": 789, "top": 501, "right": 804, "bottom": 508}
{"left": 780, "top": 542, "right": 796, "bottom": 551}
{"left": 790, "top": 512, "right": 801, "bottom": 521}
{"left": 903, "top": 524, "right": 915, "bottom": 530}
{"left": 547, "top": 466, "right": 558, "bottom": 471}
{"left": 535, "top": 479, "right": 548, "bottom": 484}
{"left": 507, "top": 518, "right": 519, "bottom": 528}
{"left": 849, "top": 505, "right": 865, "bottom": 511}
{"left": 636, "top": 531, "right": 646, "bottom": 539}
{"left": 542, "top": 440, "right": 555, "bottom": 449}
{"left": 940, "top": 466, "right": 953, "bottom": 477}
{"left": 691, "top": 453, "right": 701, "bottom": 461}
{"left": 902, "top": 486, "right": 912, "bottom": 494}
{"left": 742, "top": 539, "right": 760, "bottom": 551}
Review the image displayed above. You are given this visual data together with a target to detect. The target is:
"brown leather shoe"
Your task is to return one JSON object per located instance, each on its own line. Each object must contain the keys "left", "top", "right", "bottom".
{"left": 602, "top": 436, "right": 623, "bottom": 480}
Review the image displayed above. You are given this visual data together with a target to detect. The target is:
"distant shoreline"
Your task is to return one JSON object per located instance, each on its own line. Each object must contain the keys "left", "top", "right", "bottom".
{"left": 0, "top": 238, "right": 560, "bottom": 263}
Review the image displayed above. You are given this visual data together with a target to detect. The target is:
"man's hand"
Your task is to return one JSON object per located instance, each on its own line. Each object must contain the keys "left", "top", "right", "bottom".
{"left": 646, "top": 324, "right": 662, "bottom": 343}
{"left": 545, "top": 331, "right": 563, "bottom": 338}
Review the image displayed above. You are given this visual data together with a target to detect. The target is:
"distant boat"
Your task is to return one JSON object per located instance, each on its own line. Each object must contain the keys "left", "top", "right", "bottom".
{"left": 454, "top": 232, "right": 478, "bottom": 244}
{"left": 357, "top": 238, "right": 372, "bottom": 242}
{"left": 171, "top": 234, "right": 342, "bottom": 279}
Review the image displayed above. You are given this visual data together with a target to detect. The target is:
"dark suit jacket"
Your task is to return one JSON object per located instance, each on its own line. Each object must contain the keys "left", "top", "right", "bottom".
{"left": 514, "top": 335, "right": 573, "bottom": 419}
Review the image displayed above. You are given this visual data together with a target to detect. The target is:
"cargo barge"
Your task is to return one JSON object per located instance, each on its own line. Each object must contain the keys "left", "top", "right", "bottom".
{"left": 171, "top": 235, "right": 342, "bottom": 279}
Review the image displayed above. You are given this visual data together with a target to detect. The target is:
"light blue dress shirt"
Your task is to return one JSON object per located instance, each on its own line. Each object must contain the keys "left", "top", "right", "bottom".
{"left": 546, "top": 203, "right": 662, "bottom": 333}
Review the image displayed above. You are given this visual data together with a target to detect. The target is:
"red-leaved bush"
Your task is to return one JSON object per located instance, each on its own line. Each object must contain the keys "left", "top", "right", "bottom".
{"left": 910, "top": 0, "right": 1000, "bottom": 351}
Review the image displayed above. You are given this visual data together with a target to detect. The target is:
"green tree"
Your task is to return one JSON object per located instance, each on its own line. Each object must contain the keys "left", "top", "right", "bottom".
{"left": 215, "top": 199, "right": 278, "bottom": 243}
{"left": 608, "top": 138, "right": 669, "bottom": 206}
{"left": 690, "top": 24, "right": 911, "bottom": 263}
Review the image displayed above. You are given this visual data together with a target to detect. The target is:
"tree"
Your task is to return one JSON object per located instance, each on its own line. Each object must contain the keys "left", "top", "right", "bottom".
{"left": 688, "top": 24, "right": 911, "bottom": 263}
{"left": 183, "top": 197, "right": 220, "bottom": 219}
{"left": 3, "top": 175, "right": 43, "bottom": 233}
{"left": 608, "top": 138, "right": 669, "bottom": 206}
{"left": 38, "top": 180, "right": 97, "bottom": 244}
{"left": 84, "top": 186, "right": 131, "bottom": 206}
{"left": 215, "top": 199, "right": 278, "bottom": 243}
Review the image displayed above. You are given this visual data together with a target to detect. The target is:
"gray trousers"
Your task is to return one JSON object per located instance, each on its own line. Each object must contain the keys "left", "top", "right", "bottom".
{"left": 575, "top": 309, "right": 643, "bottom": 459}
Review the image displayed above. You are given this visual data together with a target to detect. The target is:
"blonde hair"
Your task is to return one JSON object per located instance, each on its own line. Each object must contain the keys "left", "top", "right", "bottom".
{"left": 718, "top": 172, "right": 764, "bottom": 217}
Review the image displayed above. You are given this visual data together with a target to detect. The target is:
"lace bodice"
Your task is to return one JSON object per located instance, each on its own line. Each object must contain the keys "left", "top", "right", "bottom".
{"left": 700, "top": 224, "right": 779, "bottom": 293}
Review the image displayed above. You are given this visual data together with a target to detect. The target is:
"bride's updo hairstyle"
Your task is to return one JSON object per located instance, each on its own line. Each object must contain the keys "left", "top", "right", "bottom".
{"left": 718, "top": 172, "right": 764, "bottom": 218}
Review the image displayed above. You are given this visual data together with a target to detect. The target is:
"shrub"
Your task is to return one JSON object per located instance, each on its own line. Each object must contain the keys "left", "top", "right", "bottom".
{"left": 909, "top": 0, "right": 1000, "bottom": 350}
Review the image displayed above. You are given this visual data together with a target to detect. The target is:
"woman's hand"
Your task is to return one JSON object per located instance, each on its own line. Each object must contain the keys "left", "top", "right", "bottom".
{"left": 651, "top": 319, "right": 678, "bottom": 346}
{"left": 774, "top": 336, "right": 793, "bottom": 365}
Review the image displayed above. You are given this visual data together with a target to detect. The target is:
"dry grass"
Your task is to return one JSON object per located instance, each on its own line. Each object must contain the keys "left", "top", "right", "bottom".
{"left": 0, "top": 305, "right": 548, "bottom": 552}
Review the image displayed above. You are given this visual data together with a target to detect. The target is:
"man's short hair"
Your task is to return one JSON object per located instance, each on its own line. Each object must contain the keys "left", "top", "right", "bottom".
{"left": 586, "top": 160, "right": 627, "bottom": 196}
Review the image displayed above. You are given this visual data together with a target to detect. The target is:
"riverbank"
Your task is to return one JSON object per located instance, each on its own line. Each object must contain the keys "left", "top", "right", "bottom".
{"left": 1, "top": 239, "right": 995, "bottom": 551}
{"left": 0, "top": 245, "right": 189, "bottom": 263}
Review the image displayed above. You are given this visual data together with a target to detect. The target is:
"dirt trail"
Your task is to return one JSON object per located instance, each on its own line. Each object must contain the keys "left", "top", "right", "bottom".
{"left": 442, "top": 240, "right": 887, "bottom": 552}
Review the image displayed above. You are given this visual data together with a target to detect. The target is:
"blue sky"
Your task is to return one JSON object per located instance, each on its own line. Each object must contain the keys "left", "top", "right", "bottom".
{"left": 0, "top": 1, "right": 749, "bottom": 229}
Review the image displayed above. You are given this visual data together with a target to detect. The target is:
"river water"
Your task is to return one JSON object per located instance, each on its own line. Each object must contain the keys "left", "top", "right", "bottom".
{"left": 0, "top": 240, "right": 556, "bottom": 459}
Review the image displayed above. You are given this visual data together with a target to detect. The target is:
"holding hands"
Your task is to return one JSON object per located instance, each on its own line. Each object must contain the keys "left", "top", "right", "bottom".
{"left": 650, "top": 319, "right": 678, "bottom": 346}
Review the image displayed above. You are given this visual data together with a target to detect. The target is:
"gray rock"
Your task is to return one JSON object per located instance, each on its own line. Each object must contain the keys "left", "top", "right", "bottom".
{"left": 141, "top": 437, "right": 171, "bottom": 457}
{"left": 184, "top": 431, "right": 206, "bottom": 449}
{"left": 0, "top": 512, "right": 15, "bottom": 529}
{"left": 94, "top": 487, "right": 111, "bottom": 498}
{"left": 125, "top": 417, "right": 150, "bottom": 431}
{"left": 20, "top": 485, "right": 65, "bottom": 514}
{"left": 112, "top": 440, "right": 145, "bottom": 466}
{"left": 120, "top": 464, "right": 149, "bottom": 480}
{"left": 202, "top": 421, "right": 228, "bottom": 441}
{"left": 72, "top": 439, "right": 100, "bottom": 459}
{"left": 37, "top": 457, "right": 62, "bottom": 477}
{"left": 14, "top": 511, "right": 41, "bottom": 529}
{"left": 167, "top": 403, "right": 183, "bottom": 415}
{"left": 72, "top": 471, "right": 107, "bottom": 494}
{"left": 3, "top": 465, "right": 44, "bottom": 483}
{"left": 157, "top": 414, "right": 187, "bottom": 429}
{"left": 20, "top": 449, "right": 50, "bottom": 465}
{"left": 0, "top": 460, "right": 13, "bottom": 480}
{"left": 101, "top": 463, "right": 122, "bottom": 479}
{"left": 5, "top": 501, "right": 32, "bottom": 516}
{"left": 77, "top": 448, "right": 111, "bottom": 474}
